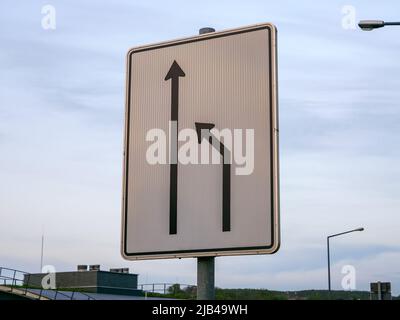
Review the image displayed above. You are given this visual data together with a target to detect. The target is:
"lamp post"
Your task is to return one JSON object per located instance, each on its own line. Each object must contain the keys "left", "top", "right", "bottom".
{"left": 358, "top": 20, "right": 400, "bottom": 31}
{"left": 327, "top": 227, "right": 364, "bottom": 294}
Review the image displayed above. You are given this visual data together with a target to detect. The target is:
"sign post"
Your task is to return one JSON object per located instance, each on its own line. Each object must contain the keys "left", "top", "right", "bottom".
{"left": 197, "top": 256, "right": 215, "bottom": 300}
{"left": 196, "top": 27, "right": 216, "bottom": 301}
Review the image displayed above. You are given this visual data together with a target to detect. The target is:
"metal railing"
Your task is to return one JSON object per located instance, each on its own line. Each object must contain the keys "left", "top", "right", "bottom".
{"left": 0, "top": 266, "right": 95, "bottom": 300}
{"left": 139, "top": 283, "right": 197, "bottom": 298}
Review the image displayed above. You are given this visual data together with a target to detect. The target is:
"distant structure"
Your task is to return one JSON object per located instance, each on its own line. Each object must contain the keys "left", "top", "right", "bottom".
{"left": 24, "top": 265, "right": 142, "bottom": 296}
{"left": 370, "top": 282, "right": 392, "bottom": 300}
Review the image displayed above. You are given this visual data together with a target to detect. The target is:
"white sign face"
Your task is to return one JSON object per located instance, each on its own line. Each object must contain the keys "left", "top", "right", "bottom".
{"left": 122, "top": 23, "right": 279, "bottom": 260}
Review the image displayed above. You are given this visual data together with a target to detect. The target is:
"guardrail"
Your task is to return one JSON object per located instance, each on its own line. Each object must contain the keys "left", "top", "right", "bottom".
{"left": 139, "top": 283, "right": 197, "bottom": 297}
{"left": 0, "top": 266, "right": 95, "bottom": 300}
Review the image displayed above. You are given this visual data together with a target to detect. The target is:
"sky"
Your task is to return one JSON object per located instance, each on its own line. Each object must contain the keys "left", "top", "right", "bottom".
{"left": 1, "top": 0, "right": 400, "bottom": 295}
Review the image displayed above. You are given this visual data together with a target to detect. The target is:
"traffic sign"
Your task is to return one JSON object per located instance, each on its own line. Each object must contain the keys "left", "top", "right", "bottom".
{"left": 122, "top": 23, "right": 280, "bottom": 260}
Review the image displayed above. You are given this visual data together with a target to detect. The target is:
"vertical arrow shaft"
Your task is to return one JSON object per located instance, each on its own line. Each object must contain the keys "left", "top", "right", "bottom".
{"left": 223, "top": 163, "right": 231, "bottom": 232}
{"left": 171, "top": 78, "right": 179, "bottom": 122}
{"left": 169, "top": 78, "right": 179, "bottom": 235}
{"left": 220, "top": 142, "right": 231, "bottom": 232}
{"left": 165, "top": 60, "right": 185, "bottom": 235}
{"left": 164, "top": 60, "right": 185, "bottom": 234}
{"left": 169, "top": 163, "right": 177, "bottom": 235}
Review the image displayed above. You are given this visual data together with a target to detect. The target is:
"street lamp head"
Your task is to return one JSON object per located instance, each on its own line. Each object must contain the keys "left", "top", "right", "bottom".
{"left": 358, "top": 20, "right": 385, "bottom": 31}
{"left": 199, "top": 27, "right": 216, "bottom": 35}
{"left": 356, "top": 227, "right": 364, "bottom": 232}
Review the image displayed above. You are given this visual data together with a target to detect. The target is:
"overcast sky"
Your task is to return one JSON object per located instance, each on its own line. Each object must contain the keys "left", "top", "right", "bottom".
{"left": 1, "top": 0, "right": 400, "bottom": 294}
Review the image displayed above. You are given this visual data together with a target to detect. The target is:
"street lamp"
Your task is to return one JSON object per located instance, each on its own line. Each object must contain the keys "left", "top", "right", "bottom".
{"left": 358, "top": 20, "right": 400, "bottom": 31}
{"left": 327, "top": 227, "right": 364, "bottom": 294}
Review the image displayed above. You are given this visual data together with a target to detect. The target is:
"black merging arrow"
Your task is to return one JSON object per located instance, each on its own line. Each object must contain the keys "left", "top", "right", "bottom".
{"left": 195, "top": 122, "right": 231, "bottom": 232}
{"left": 165, "top": 60, "right": 185, "bottom": 235}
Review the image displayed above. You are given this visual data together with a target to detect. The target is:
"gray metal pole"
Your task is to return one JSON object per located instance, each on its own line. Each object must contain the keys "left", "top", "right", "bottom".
{"left": 196, "top": 26, "right": 216, "bottom": 301}
{"left": 327, "top": 237, "right": 331, "bottom": 293}
{"left": 40, "top": 233, "right": 44, "bottom": 272}
{"left": 197, "top": 257, "right": 215, "bottom": 300}
{"left": 378, "top": 282, "right": 382, "bottom": 301}
{"left": 326, "top": 228, "right": 364, "bottom": 298}
{"left": 385, "top": 22, "right": 400, "bottom": 26}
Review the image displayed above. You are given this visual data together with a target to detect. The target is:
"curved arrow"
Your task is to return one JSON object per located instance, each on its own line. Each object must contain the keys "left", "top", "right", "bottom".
{"left": 195, "top": 122, "right": 231, "bottom": 232}
{"left": 165, "top": 60, "right": 185, "bottom": 235}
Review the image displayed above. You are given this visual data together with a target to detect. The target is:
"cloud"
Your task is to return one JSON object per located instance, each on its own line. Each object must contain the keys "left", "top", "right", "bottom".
{"left": 1, "top": 0, "right": 400, "bottom": 295}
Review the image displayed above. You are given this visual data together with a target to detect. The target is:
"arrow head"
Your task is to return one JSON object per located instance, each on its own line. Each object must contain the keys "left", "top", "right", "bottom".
{"left": 195, "top": 122, "right": 215, "bottom": 144}
{"left": 165, "top": 60, "right": 185, "bottom": 80}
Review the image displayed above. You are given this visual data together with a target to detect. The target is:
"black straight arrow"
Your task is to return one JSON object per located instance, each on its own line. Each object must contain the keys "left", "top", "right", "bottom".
{"left": 195, "top": 122, "right": 231, "bottom": 232}
{"left": 165, "top": 60, "right": 185, "bottom": 235}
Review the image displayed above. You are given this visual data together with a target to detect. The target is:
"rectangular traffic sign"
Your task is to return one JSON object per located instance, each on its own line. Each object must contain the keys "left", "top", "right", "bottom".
{"left": 122, "top": 23, "right": 280, "bottom": 260}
